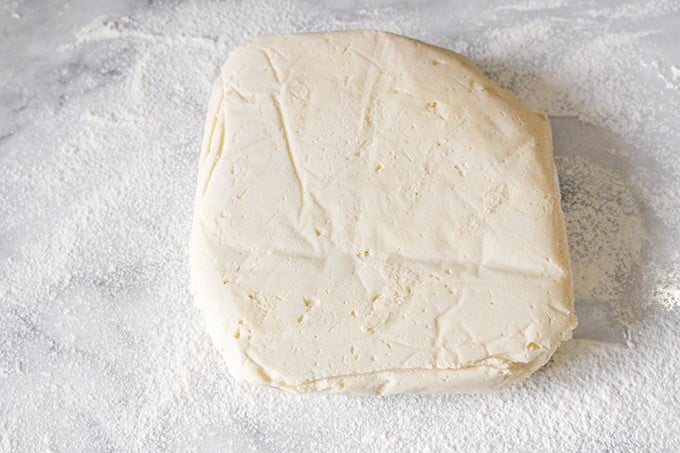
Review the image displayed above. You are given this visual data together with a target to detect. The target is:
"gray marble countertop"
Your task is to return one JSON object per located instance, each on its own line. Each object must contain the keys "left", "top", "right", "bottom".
{"left": 1, "top": 0, "right": 679, "bottom": 451}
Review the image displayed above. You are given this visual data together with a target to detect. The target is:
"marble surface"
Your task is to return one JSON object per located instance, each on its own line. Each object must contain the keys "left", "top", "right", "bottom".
{"left": 1, "top": 0, "right": 680, "bottom": 451}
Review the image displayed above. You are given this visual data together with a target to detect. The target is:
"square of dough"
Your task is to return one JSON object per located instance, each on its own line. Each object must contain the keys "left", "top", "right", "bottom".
{"left": 191, "top": 31, "right": 577, "bottom": 394}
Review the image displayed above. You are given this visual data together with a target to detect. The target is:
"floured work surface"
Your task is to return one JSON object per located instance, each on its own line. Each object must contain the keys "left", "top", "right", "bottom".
{"left": 191, "top": 31, "right": 577, "bottom": 394}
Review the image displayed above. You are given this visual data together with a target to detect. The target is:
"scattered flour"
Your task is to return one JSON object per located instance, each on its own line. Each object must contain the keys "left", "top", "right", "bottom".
{"left": 1, "top": 0, "right": 679, "bottom": 451}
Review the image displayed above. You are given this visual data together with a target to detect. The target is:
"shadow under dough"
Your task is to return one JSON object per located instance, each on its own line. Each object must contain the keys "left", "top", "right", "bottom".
{"left": 551, "top": 116, "right": 653, "bottom": 346}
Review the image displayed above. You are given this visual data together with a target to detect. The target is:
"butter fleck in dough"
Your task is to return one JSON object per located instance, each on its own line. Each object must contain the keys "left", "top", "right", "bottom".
{"left": 191, "top": 30, "right": 577, "bottom": 394}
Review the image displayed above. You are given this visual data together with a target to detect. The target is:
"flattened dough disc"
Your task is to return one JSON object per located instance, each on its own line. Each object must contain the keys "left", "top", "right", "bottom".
{"left": 191, "top": 31, "right": 577, "bottom": 394}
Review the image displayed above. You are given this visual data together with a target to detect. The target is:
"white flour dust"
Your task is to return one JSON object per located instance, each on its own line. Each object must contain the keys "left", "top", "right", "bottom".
{"left": 1, "top": 0, "right": 679, "bottom": 451}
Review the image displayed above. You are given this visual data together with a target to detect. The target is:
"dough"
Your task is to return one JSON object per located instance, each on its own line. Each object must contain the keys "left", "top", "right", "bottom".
{"left": 191, "top": 31, "right": 577, "bottom": 394}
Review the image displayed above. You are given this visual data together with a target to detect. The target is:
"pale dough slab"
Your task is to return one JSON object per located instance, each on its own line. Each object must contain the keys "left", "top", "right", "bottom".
{"left": 191, "top": 31, "right": 577, "bottom": 394}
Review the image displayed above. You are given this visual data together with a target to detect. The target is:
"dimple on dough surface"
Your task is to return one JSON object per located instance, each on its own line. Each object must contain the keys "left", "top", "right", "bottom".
{"left": 190, "top": 30, "right": 577, "bottom": 394}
